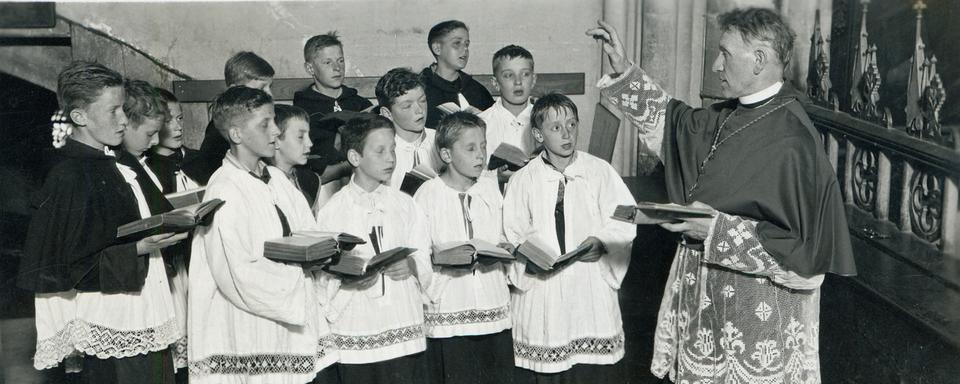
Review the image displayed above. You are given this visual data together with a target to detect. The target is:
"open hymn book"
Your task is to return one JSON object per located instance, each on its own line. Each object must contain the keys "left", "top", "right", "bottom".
{"left": 487, "top": 143, "right": 531, "bottom": 172}
{"left": 436, "top": 101, "right": 482, "bottom": 116}
{"left": 612, "top": 202, "right": 715, "bottom": 225}
{"left": 431, "top": 239, "right": 515, "bottom": 267}
{"left": 399, "top": 163, "right": 438, "bottom": 196}
{"left": 164, "top": 187, "right": 206, "bottom": 209}
{"left": 116, "top": 199, "right": 225, "bottom": 240}
{"left": 263, "top": 231, "right": 366, "bottom": 264}
{"left": 517, "top": 235, "right": 594, "bottom": 274}
{"left": 325, "top": 247, "right": 417, "bottom": 279}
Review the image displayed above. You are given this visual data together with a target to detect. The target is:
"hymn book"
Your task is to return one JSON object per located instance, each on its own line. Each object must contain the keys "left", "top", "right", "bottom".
{"left": 432, "top": 239, "right": 515, "bottom": 267}
{"left": 612, "top": 202, "right": 715, "bottom": 225}
{"left": 436, "top": 101, "right": 482, "bottom": 116}
{"left": 326, "top": 247, "right": 417, "bottom": 279}
{"left": 399, "top": 163, "right": 438, "bottom": 195}
{"left": 487, "top": 143, "right": 531, "bottom": 172}
{"left": 517, "top": 236, "right": 594, "bottom": 274}
{"left": 263, "top": 231, "right": 366, "bottom": 263}
{"left": 117, "top": 198, "right": 225, "bottom": 240}
{"left": 164, "top": 187, "right": 206, "bottom": 209}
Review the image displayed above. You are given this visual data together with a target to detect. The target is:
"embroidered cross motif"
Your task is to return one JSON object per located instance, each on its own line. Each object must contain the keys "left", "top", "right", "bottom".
{"left": 700, "top": 293, "right": 712, "bottom": 310}
{"left": 755, "top": 302, "right": 773, "bottom": 322}
{"left": 721, "top": 285, "right": 735, "bottom": 298}
{"left": 620, "top": 93, "right": 639, "bottom": 110}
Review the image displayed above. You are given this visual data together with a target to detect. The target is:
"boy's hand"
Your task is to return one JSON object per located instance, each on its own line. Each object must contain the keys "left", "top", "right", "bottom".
{"left": 578, "top": 236, "right": 607, "bottom": 262}
{"left": 383, "top": 259, "right": 413, "bottom": 281}
{"left": 136, "top": 232, "right": 189, "bottom": 256}
{"left": 342, "top": 273, "right": 379, "bottom": 290}
{"left": 586, "top": 20, "right": 630, "bottom": 74}
{"left": 659, "top": 201, "right": 718, "bottom": 240}
{"left": 496, "top": 242, "right": 516, "bottom": 256}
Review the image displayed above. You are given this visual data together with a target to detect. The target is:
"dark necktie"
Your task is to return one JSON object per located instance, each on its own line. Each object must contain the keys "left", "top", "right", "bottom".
{"left": 458, "top": 193, "right": 474, "bottom": 240}
{"left": 250, "top": 170, "right": 291, "bottom": 237}
{"left": 555, "top": 179, "right": 566, "bottom": 254}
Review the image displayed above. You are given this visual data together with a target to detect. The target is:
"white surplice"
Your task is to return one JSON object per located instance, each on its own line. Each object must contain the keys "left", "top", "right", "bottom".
{"left": 503, "top": 151, "right": 636, "bottom": 373}
{"left": 388, "top": 129, "right": 440, "bottom": 189}
{"left": 413, "top": 176, "right": 512, "bottom": 338}
{"left": 188, "top": 153, "right": 336, "bottom": 384}
{"left": 315, "top": 179, "right": 432, "bottom": 364}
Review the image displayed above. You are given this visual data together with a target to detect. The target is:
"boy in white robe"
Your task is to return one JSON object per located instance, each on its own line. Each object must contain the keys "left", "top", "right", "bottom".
{"left": 315, "top": 114, "right": 433, "bottom": 383}
{"left": 375, "top": 68, "right": 441, "bottom": 189}
{"left": 414, "top": 112, "right": 514, "bottom": 383}
{"left": 188, "top": 86, "right": 337, "bottom": 384}
{"left": 503, "top": 94, "right": 636, "bottom": 381}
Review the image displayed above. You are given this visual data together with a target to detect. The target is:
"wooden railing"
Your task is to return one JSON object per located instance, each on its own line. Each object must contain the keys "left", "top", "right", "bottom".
{"left": 805, "top": 1, "right": 958, "bottom": 258}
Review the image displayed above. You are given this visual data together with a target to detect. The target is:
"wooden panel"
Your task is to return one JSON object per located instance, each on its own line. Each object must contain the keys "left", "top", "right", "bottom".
{"left": 173, "top": 73, "right": 586, "bottom": 103}
{"left": 0, "top": 3, "right": 55, "bottom": 28}
{"left": 588, "top": 103, "right": 620, "bottom": 163}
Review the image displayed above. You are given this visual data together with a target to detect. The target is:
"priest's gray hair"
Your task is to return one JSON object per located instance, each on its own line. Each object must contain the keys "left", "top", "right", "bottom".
{"left": 718, "top": 8, "right": 796, "bottom": 68}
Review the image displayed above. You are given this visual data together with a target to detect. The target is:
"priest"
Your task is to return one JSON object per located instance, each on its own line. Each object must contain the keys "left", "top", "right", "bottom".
{"left": 589, "top": 8, "right": 856, "bottom": 384}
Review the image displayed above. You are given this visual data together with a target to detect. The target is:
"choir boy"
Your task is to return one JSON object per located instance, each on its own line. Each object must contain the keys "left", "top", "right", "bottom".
{"left": 314, "top": 115, "right": 433, "bottom": 383}
{"left": 375, "top": 67, "right": 441, "bottom": 189}
{"left": 420, "top": 20, "right": 494, "bottom": 128}
{"left": 414, "top": 112, "right": 514, "bottom": 384}
{"left": 17, "top": 62, "right": 184, "bottom": 383}
{"left": 187, "top": 86, "right": 338, "bottom": 384}
{"left": 187, "top": 51, "right": 276, "bottom": 184}
{"left": 503, "top": 93, "right": 636, "bottom": 382}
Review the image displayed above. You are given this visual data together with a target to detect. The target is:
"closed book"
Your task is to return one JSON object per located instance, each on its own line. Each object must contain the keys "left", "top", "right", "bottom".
{"left": 518, "top": 236, "right": 593, "bottom": 274}
{"left": 326, "top": 246, "right": 416, "bottom": 278}
{"left": 165, "top": 187, "right": 205, "bottom": 209}
{"left": 612, "top": 202, "right": 715, "bottom": 225}
{"left": 399, "top": 163, "right": 438, "bottom": 195}
{"left": 117, "top": 198, "right": 225, "bottom": 240}
{"left": 264, "top": 236, "right": 339, "bottom": 263}
{"left": 487, "top": 143, "right": 530, "bottom": 171}
{"left": 432, "top": 239, "right": 514, "bottom": 266}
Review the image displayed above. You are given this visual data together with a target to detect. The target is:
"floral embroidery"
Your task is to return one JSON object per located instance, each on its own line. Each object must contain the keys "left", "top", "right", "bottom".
{"left": 693, "top": 328, "right": 715, "bottom": 356}
{"left": 750, "top": 340, "right": 781, "bottom": 369}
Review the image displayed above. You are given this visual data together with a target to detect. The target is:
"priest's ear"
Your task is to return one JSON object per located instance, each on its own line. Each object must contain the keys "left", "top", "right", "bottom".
{"left": 753, "top": 47, "right": 769, "bottom": 75}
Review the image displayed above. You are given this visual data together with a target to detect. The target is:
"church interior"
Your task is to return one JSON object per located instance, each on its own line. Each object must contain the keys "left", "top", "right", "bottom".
{"left": 1, "top": 0, "right": 958, "bottom": 382}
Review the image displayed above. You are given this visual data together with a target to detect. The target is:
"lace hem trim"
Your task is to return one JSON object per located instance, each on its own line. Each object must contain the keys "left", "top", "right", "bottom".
{"left": 334, "top": 323, "right": 425, "bottom": 351}
{"left": 514, "top": 333, "right": 625, "bottom": 364}
{"left": 189, "top": 335, "right": 336, "bottom": 376}
{"left": 425, "top": 305, "right": 510, "bottom": 327}
{"left": 34, "top": 318, "right": 180, "bottom": 370}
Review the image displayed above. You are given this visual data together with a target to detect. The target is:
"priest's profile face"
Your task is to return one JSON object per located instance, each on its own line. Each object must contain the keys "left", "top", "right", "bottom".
{"left": 237, "top": 104, "right": 280, "bottom": 158}
{"left": 712, "top": 30, "right": 764, "bottom": 99}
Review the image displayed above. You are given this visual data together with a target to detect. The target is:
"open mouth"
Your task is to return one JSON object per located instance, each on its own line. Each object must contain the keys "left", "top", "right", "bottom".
{"left": 561, "top": 143, "right": 573, "bottom": 150}
{"left": 512, "top": 90, "right": 524, "bottom": 96}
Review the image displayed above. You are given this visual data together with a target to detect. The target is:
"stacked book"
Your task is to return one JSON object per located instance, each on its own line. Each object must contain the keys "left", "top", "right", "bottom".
{"left": 432, "top": 239, "right": 515, "bottom": 267}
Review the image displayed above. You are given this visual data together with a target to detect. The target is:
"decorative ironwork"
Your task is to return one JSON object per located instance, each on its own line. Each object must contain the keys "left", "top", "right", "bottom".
{"left": 905, "top": 0, "right": 946, "bottom": 139}
{"left": 852, "top": 146, "right": 878, "bottom": 211}
{"left": 909, "top": 170, "right": 943, "bottom": 244}
{"left": 807, "top": 9, "right": 832, "bottom": 105}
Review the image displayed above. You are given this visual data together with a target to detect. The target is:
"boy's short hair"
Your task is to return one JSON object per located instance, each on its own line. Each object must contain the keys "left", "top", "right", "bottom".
{"left": 427, "top": 20, "right": 468, "bottom": 58}
{"left": 224, "top": 52, "right": 275, "bottom": 86}
{"left": 273, "top": 104, "right": 309, "bottom": 138}
{"left": 155, "top": 87, "right": 178, "bottom": 104}
{"left": 123, "top": 80, "right": 171, "bottom": 127}
{"left": 340, "top": 114, "right": 394, "bottom": 158}
{"left": 375, "top": 68, "right": 423, "bottom": 108}
{"left": 209, "top": 86, "right": 274, "bottom": 140}
{"left": 435, "top": 111, "right": 485, "bottom": 150}
{"left": 57, "top": 61, "right": 124, "bottom": 119}
{"left": 303, "top": 31, "right": 342, "bottom": 61}
{"left": 531, "top": 93, "right": 579, "bottom": 130}
{"left": 492, "top": 45, "right": 535, "bottom": 73}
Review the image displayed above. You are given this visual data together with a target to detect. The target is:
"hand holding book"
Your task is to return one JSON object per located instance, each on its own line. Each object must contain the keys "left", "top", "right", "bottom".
{"left": 383, "top": 258, "right": 413, "bottom": 281}
{"left": 135, "top": 232, "right": 189, "bottom": 256}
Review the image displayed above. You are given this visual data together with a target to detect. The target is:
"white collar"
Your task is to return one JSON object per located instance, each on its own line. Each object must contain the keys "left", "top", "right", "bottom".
{"left": 395, "top": 130, "right": 427, "bottom": 148}
{"left": 738, "top": 81, "right": 783, "bottom": 105}
{"left": 496, "top": 97, "right": 533, "bottom": 119}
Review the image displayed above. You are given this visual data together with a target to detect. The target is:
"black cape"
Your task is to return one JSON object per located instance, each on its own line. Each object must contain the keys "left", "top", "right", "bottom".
{"left": 17, "top": 139, "right": 147, "bottom": 293}
{"left": 182, "top": 120, "right": 226, "bottom": 185}
{"left": 420, "top": 65, "right": 494, "bottom": 129}
{"left": 145, "top": 147, "right": 200, "bottom": 194}
{"left": 663, "top": 85, "right": 856, "bottom": 277}
{"left": 293, "top": 85, "right": 373, "bottom": 175}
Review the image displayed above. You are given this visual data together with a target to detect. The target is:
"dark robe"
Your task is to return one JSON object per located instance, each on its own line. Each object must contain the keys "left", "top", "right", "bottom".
{"left": 292, "top": 166, "right": 321, "bottom": 208}
{"left": 145, "top": 147, "right": 200, "bottom": 194}
{"left": 118, "top": 151, "right": 185, "bottom": 277}
{"left": 294, "top": 85, "right": 373, "bottom": 175}
{"left": 420, "top": 65, "right": 495, "bottom": 129}
{"left": 182, "top": 120, "right": 227, "bottom": 185}
{"left": 16, "top": 139, "right": 147, "bottom": 294}
{"left": 662, "top": 84, "right": 855, "bottom": 276}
